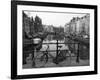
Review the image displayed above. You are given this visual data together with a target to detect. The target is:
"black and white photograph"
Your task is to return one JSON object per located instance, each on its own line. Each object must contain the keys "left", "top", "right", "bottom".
{"left": 11, "top": 1, "right": 97, "bottom": 79}
{"left": 22, "top": 11, "right": 90, "bottom": 68}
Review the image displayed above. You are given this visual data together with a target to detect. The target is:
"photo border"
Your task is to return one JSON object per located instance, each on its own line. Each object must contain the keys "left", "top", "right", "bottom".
{"left": 11, "top": 1, "right": 97, "bottom": 79}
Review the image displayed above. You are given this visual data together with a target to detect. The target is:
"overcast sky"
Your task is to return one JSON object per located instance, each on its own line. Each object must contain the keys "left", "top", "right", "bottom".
{"left": 24, "top": 11, "right": 86, "bottom": 27}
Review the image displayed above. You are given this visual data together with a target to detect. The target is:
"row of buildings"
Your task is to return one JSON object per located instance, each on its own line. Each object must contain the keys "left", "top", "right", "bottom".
{"left": 23, "top": 11, "right": 64, "bottom": 41}
{"left": 43, "top": 25, "right": 64, "bottom": 40}
{"left": 64, "top": 14, "right": 90, "bottom": 37}
{"left": 23, "top": 12, "right": 43, "bottom": 39}
{"left": 23, "top": 11, "right": 90, "bottom": 41}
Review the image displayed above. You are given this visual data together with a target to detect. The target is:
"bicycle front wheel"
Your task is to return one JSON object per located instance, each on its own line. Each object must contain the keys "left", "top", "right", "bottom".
{"left": 34, "top": 51, "right": 49, "bottom": 68}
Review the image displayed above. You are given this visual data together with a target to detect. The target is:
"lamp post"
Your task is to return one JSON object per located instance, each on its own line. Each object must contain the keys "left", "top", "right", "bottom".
{"left": 32, "top": 38, "right": 41, "bottom": 67}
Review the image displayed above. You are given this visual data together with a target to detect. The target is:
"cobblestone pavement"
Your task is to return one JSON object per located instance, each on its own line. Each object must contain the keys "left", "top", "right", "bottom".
{"left": 23, "top": 56, "right": 89, "bottom": 69}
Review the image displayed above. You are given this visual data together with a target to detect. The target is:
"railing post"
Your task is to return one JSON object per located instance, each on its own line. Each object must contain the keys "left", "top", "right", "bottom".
{"left": 32, "top": 46, "right": 35, "bottom": 67}
{"left": 56, "top": 40, "right": 59, "bottom": 58}
{"left": 76, "top": 43, "right": 80, "bottom": 63}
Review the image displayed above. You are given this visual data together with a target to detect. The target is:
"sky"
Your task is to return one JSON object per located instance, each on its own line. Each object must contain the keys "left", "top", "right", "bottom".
{"left": 24, "top": 11, "right": 87, "bottom": 27}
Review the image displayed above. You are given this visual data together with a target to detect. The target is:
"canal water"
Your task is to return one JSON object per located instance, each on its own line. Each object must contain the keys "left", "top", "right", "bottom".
{"left": 39, "top": 40, "right": 69, "bottom": 57}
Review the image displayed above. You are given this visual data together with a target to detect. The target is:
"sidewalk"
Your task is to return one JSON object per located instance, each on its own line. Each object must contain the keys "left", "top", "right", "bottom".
{"left": 23, "top": 56, "right": 89, "bottom": 68}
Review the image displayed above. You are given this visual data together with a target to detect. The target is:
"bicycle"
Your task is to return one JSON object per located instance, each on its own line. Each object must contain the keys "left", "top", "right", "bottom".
{"left": 32, "top": 44, "right": 51, "bottom": 68}
{"left": 53, "top": 45, "right": 69, "bottom": 64}
{"left": 38, "top": 45, "right": 69, "bottom": 65}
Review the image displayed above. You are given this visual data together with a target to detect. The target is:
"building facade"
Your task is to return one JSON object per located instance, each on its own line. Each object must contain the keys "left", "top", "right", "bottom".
{"left": 23, "top": 12, "right": 35, "bottom": 39}
{"left": 64, "top": 14, "right": 90, "bottom": 37}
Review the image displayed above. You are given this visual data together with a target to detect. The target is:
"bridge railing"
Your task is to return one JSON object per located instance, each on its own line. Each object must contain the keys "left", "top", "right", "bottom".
{"left": 23, "top": 39, "right": 80, "bottom": 65}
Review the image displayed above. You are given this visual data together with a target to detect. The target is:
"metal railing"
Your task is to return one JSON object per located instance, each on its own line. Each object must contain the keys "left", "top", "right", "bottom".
{"left": 23, "top": 39, "right": 80, "bottom": 67}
